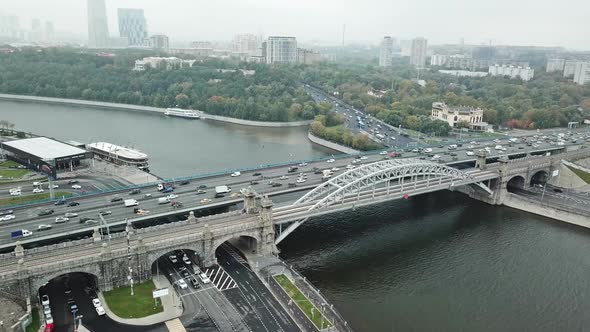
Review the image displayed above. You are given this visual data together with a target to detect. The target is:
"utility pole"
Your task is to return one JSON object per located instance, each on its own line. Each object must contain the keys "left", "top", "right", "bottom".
{"left": 125, "top": 219, "right": 134, "bottom": 296}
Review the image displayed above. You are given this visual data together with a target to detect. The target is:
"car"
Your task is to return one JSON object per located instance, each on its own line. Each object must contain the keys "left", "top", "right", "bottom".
{"left": 51, "top": 184, "right": 59, "bottom": 189}
{"left": 466, "top": 151, "right": 475, "bottom": 156}
{"left": 98, "top": 210, "right": 112, "bottom": 216}
{"left": 110, "top": 196, "right": 123, "bottom": 202}
{"left": 162, "top": 187, "right": 174, "bottom": 193}
{"left": 38, "top": 224, "right": 53, "bottom": 231}
{"left": 79, "top": 217, "right": 92, "bottom": 223}
{"left": 298, "top": 162, "right": 308, "bottom": 167}
{"left": 230, "top": 192, "right": 241, "bottom": 198}
{"left": 129, "top": 189, "right": 141, "bottom": 195}
{"left": 0, "top": 214, "right": 15, "bottom": 221}
{"left": 331, "top": 167, "right": 340, "bottom": 172}
{"left": 189, "top": 276, "right": 200, "bottom": 289}
{"left": 424, "top": 148, "right": 433, "bottom": 153}
{"left": 177, "top": 279, "right": 188, "bottom": 289}
{"left": 38, "top": 209, "right": 55, "bottom": 216}
{"left": 214, "top": 192, "right": 225, "bottom": 198}
{"left": 43, "top": 304, "right": 51, "bottom": 316}
{"left": 33, "top": 188, "right": 44, "bottom": 193}
{"left": 64, "top": 212, "right": 78, "bottom": 218}
{"left": 252, "top": 172, "right": 262, "bottom": 176}
{"left": 326, "top": 158, "right": 335, "bottom": 163}
{"left": 54, "top": 199, "right": 66, "bottom": 206}
{"left": 68, "top": 202, "right": 80, "bottom": 207}
{"left": 431, "top": 155, "right": 441, "bottom": 161}
{"left": 198, "top": 184, "right": 207, "bottom": 189}
{"left": 134, "top": 209, "right": 150, "bottom": 216}
{"left": 41, "top": 295, "right": 50, "bottom": 306}
{"left": 296, "top": 178, "right": 306, "bottom": 183}
{"left": 85, "top": 219, "right": 99, "bottom": 224}
{"left": 279, "top": 175, "right": 289, "bottom": 180}
{"left": 166, "top": 194, "right": 178, "bottom": 200}
{"left": 271, "top": 182, "right": 282, "bottom": 187}
{"left": 169, "top": 255, "right": 178, "bottom": 263}
{"left": 68, "top": 180, "right": 79, "bottom": 184}
{"left": 199, "top": 273, "right": 211, "bottom": 284}
{"left": 379, "top": 151, "right": 388, "bottom": 155}
{"left": 346, "top": 164, "right": 355, "bottom": 169}
{"left": 179, "top": 180, "right": 190, "bottom": 185}
{"left": 230, "top": 171, "right": 241, "bottom": 177}
{"left": 553, "top": 188, "right": 563, "bottom": 193}
{"left": 71, "top": 185, "right": 82, "bottom": 189}
{"left": 200, "top": 198, "right": 212, "bottom": 204}
{"left": 360, "top": 156, "right": 368, "bottom": 160}
{"left": 250, "top": 180, "right": 259, "bottom": 185}
{"left": 54, "top": 217, "right": 69, "bottom": 224}
{"left": 96, "top": 306, "right": 106, "bottom": 316}
{"left": 195, "top": 189, "right": 207, "bottom": 195}
{"left": 92, "top": 298, "right": 102, "bottom": 308}
{"left": 10, "top": 191, "right": 21, "bottom": 196}
{"left": 0, "top": 209, "right": 14, "bottom": 216}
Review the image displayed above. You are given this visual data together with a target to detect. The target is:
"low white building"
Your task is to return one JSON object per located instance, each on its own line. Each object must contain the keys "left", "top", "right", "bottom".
{"left": 439, "top": 70, "right": 488, "bottom": 77}
{"left": 488, "top": 64, "right": 534, "bottom": 81}
{"left": 573, "top": 61, "right": 590, "bottom": 85}
{"left": 133, "top": 57, "right": 196, "bottom": 71}
{"left": 431, "top": 102, "right": 487, "bottom": 130}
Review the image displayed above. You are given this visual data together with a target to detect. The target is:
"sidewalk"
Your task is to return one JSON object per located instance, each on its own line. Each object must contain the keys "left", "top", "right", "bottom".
{"left": 98, "top": 275, "right": 183, "bottom": 326}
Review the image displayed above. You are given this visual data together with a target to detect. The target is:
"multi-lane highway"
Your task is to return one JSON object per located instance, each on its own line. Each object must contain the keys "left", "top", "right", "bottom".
{"left": 0, "top": 132, "right": 588, "bottom": 249}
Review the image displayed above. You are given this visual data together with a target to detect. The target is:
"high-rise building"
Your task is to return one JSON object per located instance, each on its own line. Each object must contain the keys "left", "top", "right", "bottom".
{"left": 190, "top": 41, "right": 213, "bottom": 49}
{"left": 44, "top": 21, "right": 54, "bottom": 42}
{"left": 379, "top": 36, "right": 393, "bottom": 67}
{"left": 563, "top": 60, "right": 577, "bottom": 77}
{"left": 297, "top": 48, "right": 323, "bottom": 65}
{"left": 117, "top": 8, "right": 147, "bottom": 46}
{"left": 410, "top": 37, "right": 428, "bottom": 68}
{"left": 546, "top": 58, "right": 565, "bottom": 73}
{"left": 30, "top": 18, "right": 42, "bottom": 42}
{"left": 265, "top": 36, "right": 297, "bottom": 64}
{"left": 488, "top": 64, "right": 534, "bottom": 81}
{"left": 87, "top": 0, "right": 110, "bottom": 48}
{"left": 148, "top": 35, "right": 169, "bottom": 49}
{"left": 232, "top": 34, "right": 259, "bottom": 55}
{"left": 0, "top": 15, "right": 20, "bottom": 39}
{"left": 573, "top": 62, "right": 590, "bottom": 85}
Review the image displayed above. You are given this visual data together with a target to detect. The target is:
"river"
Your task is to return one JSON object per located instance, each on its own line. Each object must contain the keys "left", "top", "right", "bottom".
{"left": 1, "top": 101, "right": 589, "bottom": 331}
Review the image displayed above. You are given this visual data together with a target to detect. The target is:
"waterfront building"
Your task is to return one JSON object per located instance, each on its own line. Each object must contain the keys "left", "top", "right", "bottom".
{"left": 431, "top": 102, "right": 487, "bottom": 130}
{"left": 265, "top": 36, "right": 297, "bottom": 64}
{"left": 379, "top": 36, "right": 393, "bottom": 67}
{"left": 87, "top": 142, "right": 149, "bottom": 171}
{"left": 410, "top": 37, "right": 428, "bottom": 68}
{"left": 134, "top": 57, "right": 196, "bottom": 71}
{"left": 488, "top": 64, "right": 534, "bottom": 81}
{"left": 546, "top": 58, "right": 565, "bottom": 73}
{"left": 87, "top": 0, "right": 110, "bottom": 48}
{"left": 117, "top": 8, "right": 147, "bottom": 46}
{"left": 573, "top": 62, "right": 590, "bottom": 85}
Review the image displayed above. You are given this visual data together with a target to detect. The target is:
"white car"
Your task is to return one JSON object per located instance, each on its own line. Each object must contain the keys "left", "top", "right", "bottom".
{"left": 331, "top": 167, "right": 340, "bottom": 172}
{"left": 379, "top": 151, "right": 388, "bottom": 155}
{"left": 169, "top": 255, "right": 178, "bottom": 264}
{"left": 9, "top": 187, "right": 21, "bottom": 193}
{"left": 0, "top": 214, "right": 15, "bottom": 221}
{"left": 279, "top": 175, "right": 289, "bottom": 180}
{"left": 326, "top": 158, "right": 335, "bottom": 163}
{"left": 177, "top": 279, "right": 188, "bottom": 289}
{"left": 298, "top": 162, "right": 308, "bottom": 167}
{"left": 466, "top": 151, "right": 475, "bottom": 156}
{"left": 230, "top": 171, "right": 241, "bottom": 177}
{"left": 71, "top": 185, "right": 82, "bottom": 189}
{"left": 199, "top": 273, "right": 211, "bottom": 284}
{"left": 33, "top": 188, "right": 44, "bottom": 193}
{"left": 64, "top": 212, "right": 78, "bottom": 218}
{"left": 51, "top": 184, "right": 59, "bottom": 189}
{"left": 296, "top": 178, "right": 306, "bottom": 183}
{"left": 424, "top": 148, "right": 433, "bottom": 153}
{"left": 10, "top": 191, "right": 21, "bottom": 196}
{"left": 43, "top": 305, "right": 51, "bottom": 316}
{"left": 182, "top": 255, "right": 191, "bottom": 265}
{"left": 495, "top": 145, "right": 503, "bottom": 150}
{"left": 41, "top": 295, "right": 50, "bottom": 306}
{"left": 346, "top": 164, "right": 355, "bottom": 169}
{"left": 360, "top": 156, "right": 368, "bottom": 160}
{"left": 38, "top": 224, "right": 52, "bottom": 231}
{"left": 92, "top": 298, "right": 102, "bottom": 308}
{"left": 55, "top": 217, "right": 69, "bottom": 224}
{"left": 166, "top": 194, "right": 178, "bottom": 200}
{"left": 96, "top": 306, "right": 106, "bottom": 316}
{"left": 431, "top": 155, "right": 441, "bottom": 161}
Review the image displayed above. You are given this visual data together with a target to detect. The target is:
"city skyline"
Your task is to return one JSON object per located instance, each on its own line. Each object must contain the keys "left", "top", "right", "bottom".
{"left": 1, "top": 0, "right": 589, "bottom": 50}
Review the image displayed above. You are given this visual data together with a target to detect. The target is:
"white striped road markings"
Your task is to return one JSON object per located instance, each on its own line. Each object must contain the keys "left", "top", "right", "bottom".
{"left": 205, "top": 266, "right": 237, "bottom": 291}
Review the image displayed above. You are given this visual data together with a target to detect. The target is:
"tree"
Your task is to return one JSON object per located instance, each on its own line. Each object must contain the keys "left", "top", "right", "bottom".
{"left": 175, "top": 93, "right": 190, "bottom": 108}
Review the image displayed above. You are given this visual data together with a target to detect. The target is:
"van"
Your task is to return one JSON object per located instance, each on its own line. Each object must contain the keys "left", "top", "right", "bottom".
{"left": 158, "top": 197, "right": 170, "bottom": 204}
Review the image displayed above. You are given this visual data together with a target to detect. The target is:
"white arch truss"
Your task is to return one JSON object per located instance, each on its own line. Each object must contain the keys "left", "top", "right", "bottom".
{"left": 274, "top": 159, "right": 474, "bottom": 244}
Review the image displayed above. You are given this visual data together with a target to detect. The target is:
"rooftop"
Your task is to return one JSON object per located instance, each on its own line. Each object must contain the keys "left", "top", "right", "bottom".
{"left": 2, "top": 137, "right": 87, "bottom": 160}
{"left": 87, "top": 142, "right": 148, "bottom": 160}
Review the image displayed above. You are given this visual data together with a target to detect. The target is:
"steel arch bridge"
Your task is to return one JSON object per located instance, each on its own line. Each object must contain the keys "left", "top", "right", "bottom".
{"left": 274, "top": 158, "right": 486, "bottom": 244}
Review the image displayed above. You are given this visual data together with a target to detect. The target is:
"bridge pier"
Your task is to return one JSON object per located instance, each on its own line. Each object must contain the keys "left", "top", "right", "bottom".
{"left": 259, "top": 196, "right": 278, "bottom": 256}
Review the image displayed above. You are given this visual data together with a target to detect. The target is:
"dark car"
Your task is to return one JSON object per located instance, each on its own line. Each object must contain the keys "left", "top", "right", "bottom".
{"left": 288, "top": 183, "right": 297, "bottom": 188}
{"left": 99, "top": 210, "right": 112, "bottom": 216}
{"left": 68, "top": 180, "right": 79, "bottom": 184}
{"left": 553, "top": 188, "right": 563, "bottom": 193}
{"left": 252, "top": 172, "right": 262, "bottom": 176}
{"left": 79, "top": 217, "right": 93, "bottom": 223}
{"left": 198, "top": 184, "right": 207, "bottom": 189}
{"left": 250, "top": 180, "right": 259, "bottom": 185}
{"left": 189, "top": 277, "right": 200, "bottom": 289}
{"left": 129, "top": 189, "right": 141, "bottom": 195}
{"left": 271, "top": 182, "right": 282, "bottom": 187}
{"left": 0, "top": 209, "right": 14, "bottom": 216}
{"left": 111, "top": 196, "right": 123, "bottom": 202}
{"left": 180, "top": 180, "right": 190, "bottom": 185}
{"left": 38, "top": 209, "right": 54, "bottom": 216}
{"left": 54, "top": 199, "right": 66, "bottom": 206}
{"left": 68, "top": 202, "right": 80, "bottom": 207}
{"left": 215, "top": 193, "right": 225, "bottom": 198}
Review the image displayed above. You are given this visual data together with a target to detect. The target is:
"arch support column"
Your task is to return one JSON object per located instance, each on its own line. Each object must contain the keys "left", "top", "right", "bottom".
{"left": 259, "top": 196, "right": 278, "bottom": 256}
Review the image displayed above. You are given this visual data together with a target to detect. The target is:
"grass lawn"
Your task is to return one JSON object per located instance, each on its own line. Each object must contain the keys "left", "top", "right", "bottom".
{"left": 0, "top": 168, "right": 29, "bottom": 179}
{"left": 0, "top": 191, "right": 72, "bottom": 207}
{"left": 25, "top": 308, "right": 40, "bottom": 332}
{"left": 566, "top": 165, "right": 590, "bottom": 184}
{"left": 0, "top": 160, "right": 21, "bottom": 167}
{"left": 103, "top": 280, "right": 163, "bottom": 319}
{"left": 274, "top": 274, "right": 333, "bottom": 329}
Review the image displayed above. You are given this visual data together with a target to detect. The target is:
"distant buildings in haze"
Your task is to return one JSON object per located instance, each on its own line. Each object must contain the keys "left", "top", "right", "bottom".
{"left": 545, "top": 58, "right": 590, "bottom": 84}
{"left": 488, "top": 64, "right": 534, "bottom": 81}
{"left": 410, "top": 37, "right": 428, "bottom": 68}
{"left": 117, "top": 8, "right": 148, "bottom": 46}
{"left": 379, "top": 36, "right": 394, "bottom": 67}
{"left": 431, "top": 102, "right": 488, "bottom": 131}
{"left": 87, "top": 0, "right": 110, "bottom": 48}
{"left": 573, "top": 62, "right": 590, "bottom": 85}
{"left": 134, "top": 57, "right": 196, "bottom": 71}
{"left": 265, "top": 36, "right": 297, "bottom": 64}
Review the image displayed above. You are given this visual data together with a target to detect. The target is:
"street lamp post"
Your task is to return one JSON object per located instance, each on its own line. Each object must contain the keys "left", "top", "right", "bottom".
{"left": 125, "top": 219, "right": 134, "bottom": 296}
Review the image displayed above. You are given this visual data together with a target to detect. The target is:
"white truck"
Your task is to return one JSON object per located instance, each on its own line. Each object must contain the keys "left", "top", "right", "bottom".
{"left": 215, "top": 185, "right": 232, "bottom": 194}
{"left": 124, "top": 199, "right": 139, "bottom": 207}
{"left": 158, "top": 197, "right": 170, "bottom": 205}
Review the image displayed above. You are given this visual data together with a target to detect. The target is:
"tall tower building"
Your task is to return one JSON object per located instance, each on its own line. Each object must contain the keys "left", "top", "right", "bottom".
{"left": 410, "top": 37, "right": 428, "bottom": 68}
{"left": 265, "top": 36, "right": 297, "bottom": 64}
{"left": 87, "top": 0, "right": 110, "bottom": 48}
{"left": 379, "top": 36, "right": 393, "bottom": 67}
{"left": 118, "top": 8, "right": 147, "bottom": 46}
{"left": 233, "top": 34, "right": 259, "bottom": 55}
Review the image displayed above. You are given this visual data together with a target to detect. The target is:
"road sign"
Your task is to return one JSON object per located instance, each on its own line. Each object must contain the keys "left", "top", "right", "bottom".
{"left": 153, "top": 288, "right": 169, "bottom": 298}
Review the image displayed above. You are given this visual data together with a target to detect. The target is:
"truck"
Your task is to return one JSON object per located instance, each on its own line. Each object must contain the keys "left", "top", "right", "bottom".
{"left": 158, "top": 197, "right": 170, "bottom": 205}
{"left": 11, "top": 229, "right": 32, "bottom": 239}
{"left": 124, "top": 199, "right": 139, "bottom": 207}
{"left": 215, "top": 185, "right": 232, "bottom": 194}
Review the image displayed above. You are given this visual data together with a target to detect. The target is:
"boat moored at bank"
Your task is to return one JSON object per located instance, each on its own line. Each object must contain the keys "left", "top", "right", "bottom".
{"left": 164, "top": 108, "right": 201, "bottom": 119}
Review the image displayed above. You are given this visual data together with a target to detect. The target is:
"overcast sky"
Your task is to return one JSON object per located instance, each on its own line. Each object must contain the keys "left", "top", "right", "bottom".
{"left": 2, "top": 0, "right": 589, "bottom": 50}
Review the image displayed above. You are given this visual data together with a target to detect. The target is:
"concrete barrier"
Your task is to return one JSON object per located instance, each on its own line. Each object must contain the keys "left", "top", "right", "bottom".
{"left": 307, "top": 131, "right": 359, "bottom": 154}
{"left": 503, "top": 193, "right": 590, "bottom": 229}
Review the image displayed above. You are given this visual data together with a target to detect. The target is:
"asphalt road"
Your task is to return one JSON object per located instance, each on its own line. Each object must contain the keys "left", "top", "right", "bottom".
{"left": 0, "top": 133, "right": 586, "bottom": 248}
{"left": 510, "top": 185, "right": 590, "bottom": 214}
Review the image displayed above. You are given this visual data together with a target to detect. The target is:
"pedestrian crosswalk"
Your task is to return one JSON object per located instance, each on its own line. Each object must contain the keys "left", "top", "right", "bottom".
{"left": 165, "top": 318, "right": 187, "bottom": 332}
{"left": 205, "top": 266, "right": 237, "bottom": 291}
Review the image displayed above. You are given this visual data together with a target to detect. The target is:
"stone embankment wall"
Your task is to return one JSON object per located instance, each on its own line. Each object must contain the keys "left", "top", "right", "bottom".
{"left": 307, "top": 131, "right": 359, "bottom": 154}
{"left": 503, "top": 193, "right": 590, "bottom": 229}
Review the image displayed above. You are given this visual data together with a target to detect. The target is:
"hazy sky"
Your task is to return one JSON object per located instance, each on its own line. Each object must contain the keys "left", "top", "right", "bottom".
{"left": 2, "top": 0, "right": 589, "bottom": 50}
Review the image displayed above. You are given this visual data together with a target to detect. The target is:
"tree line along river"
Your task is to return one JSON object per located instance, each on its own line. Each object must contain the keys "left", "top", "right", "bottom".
{"left": 1, "top": 101, "right": 589, "bottom": 331}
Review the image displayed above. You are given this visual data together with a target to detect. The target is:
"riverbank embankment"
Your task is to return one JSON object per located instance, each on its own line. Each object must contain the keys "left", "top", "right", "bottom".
{"left": 307, "top": 131, "right": 359, "bottom": 154}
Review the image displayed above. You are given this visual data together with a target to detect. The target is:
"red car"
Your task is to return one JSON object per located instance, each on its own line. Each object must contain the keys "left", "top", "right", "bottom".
{"left": 44, "top": 323, "right": 54, "bottom": 332}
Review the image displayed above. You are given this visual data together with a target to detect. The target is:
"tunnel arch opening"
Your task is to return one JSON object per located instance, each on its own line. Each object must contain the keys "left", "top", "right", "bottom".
{"left": 530, "top": 170, "right": 549, "bottom": 187}
{"left": 506, "top": 175, "right": 526, "bottom": 192}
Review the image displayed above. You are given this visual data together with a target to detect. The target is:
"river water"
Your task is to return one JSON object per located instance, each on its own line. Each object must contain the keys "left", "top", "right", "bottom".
{"left": 1, "top": 101, "right": 589, "bottom": 331}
